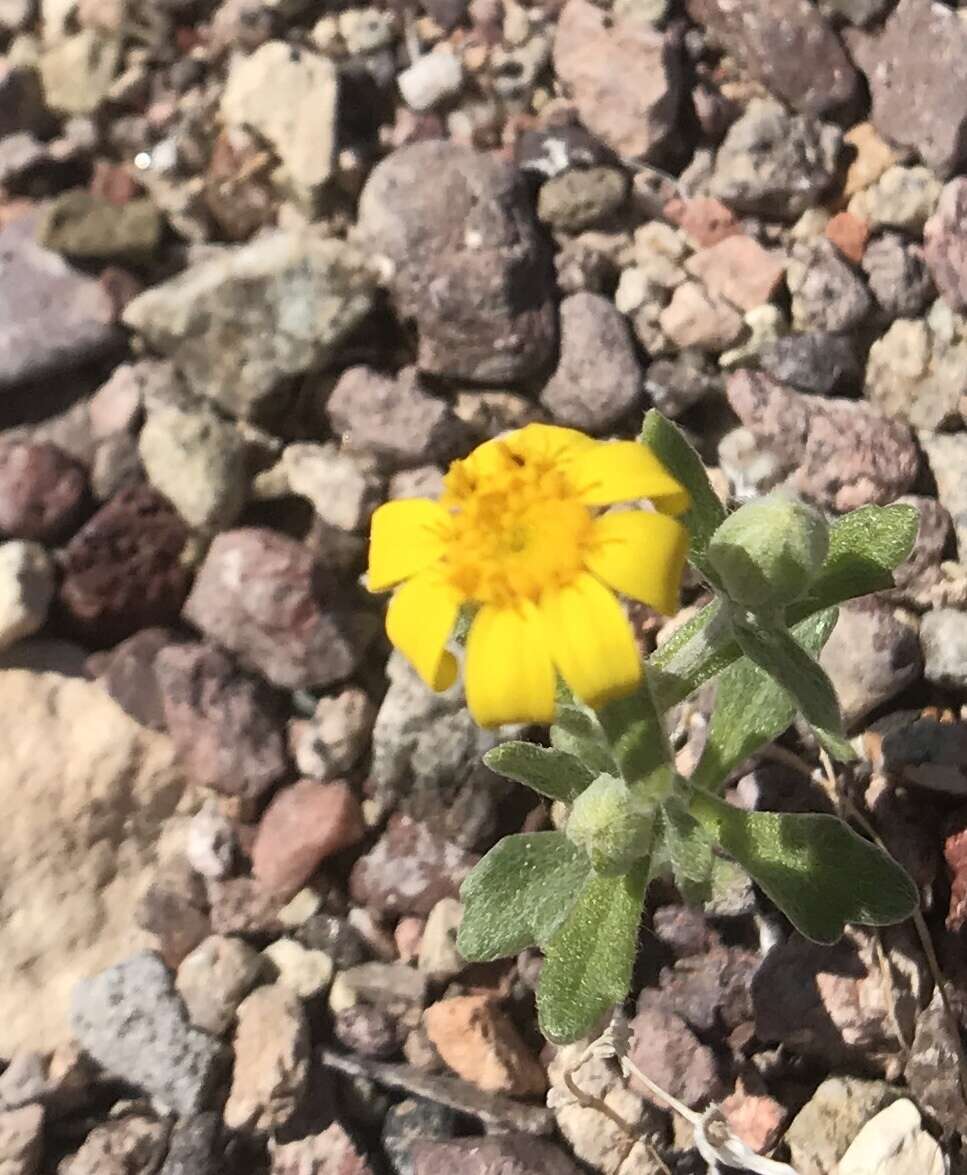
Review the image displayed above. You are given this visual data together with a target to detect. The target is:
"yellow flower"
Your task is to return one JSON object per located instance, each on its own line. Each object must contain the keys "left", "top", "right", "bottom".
{"left": 367, "top": 423, "right": 690, "bottom": 727}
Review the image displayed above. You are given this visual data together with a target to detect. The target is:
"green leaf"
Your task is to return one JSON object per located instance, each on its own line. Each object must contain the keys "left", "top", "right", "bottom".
{"left": 641, "top": 410, "right": 726, "bottom": 575}
{"left": 647, "top": 600, "right": 742, "bottom": 712}
{"left": 732, "top": 614, "right": 855, "bottom": 762}
{"left": 537, "top": 862, "right": 649, "bottom": 1043}
{"left": 692, "top": 609, "right": 839, "bottom": 791}
{"left": 596, "top": 679, "right": 671, "bottom": 793}
{"left": 550, "top": 702, "right": 619, "bottom": 777}
{"left": 690, "top": 791, "right": 919, "bottom": 943}
{"left": 662, "top": 795, "right": 714, "bottom": 889}
{"left": 791, "top": 504, "right": 919, "bottom": 617}
{"left": 483, "top": 742, "right": 594, "bottom": 804}
{"left": 458, "top": 833, "right": 591, "bottom": 962}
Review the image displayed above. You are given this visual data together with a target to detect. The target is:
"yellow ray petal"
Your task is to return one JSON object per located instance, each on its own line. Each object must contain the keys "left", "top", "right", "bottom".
{"left": 540, "top": 573, "right": 642, "bottom": 708}
{"left": 368, "top": 498, "right": 451, "bottom": 592}
{"left": 570, "top": 441, "right": 690, "bottom": 514}
{"left": 385, "top": 571, "right": 461, "bottom": 691}
{"left": 464, "top": 602, "right": 556, "bottom": 727}
{"left": 504, "top": 422, "right": 597, "bottom": 463}
{"left": 585, "top": 510, "right": 689, "bottom": 616}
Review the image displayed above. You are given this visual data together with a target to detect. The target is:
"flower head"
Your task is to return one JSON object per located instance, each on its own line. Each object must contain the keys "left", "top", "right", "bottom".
{"left": 367, "top": 423, "right": 690, "bottom": 727}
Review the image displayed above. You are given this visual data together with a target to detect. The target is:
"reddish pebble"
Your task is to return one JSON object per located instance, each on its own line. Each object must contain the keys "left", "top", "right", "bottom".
{"left": 0, "top": 440, "right": 88, "bottom": 543}
{"left": 90, "top": 160, "right": 141, "bottom": 205}
{"left": 685, "top": 234, "right": 786, "bottom": 312}
{"left": 665, "top": 195, "right": 740, "bottom": 248}
{"left": 825, "top": 210, "right": 870, "bottom": 264}
{"left": 252, "top": 779, "right": 366, "bottom": 898}
{"left": 722, "top": 1078, "right": 788, "bottom": 1154}
{"left": 944, "top": 809, "right": 967, "bottom": 931}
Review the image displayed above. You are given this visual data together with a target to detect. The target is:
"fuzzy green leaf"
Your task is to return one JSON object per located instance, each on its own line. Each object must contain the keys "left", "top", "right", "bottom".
{"left": 537, "top": 862, "right": 649, "bottom": 1043}
{"left": 457, "top": 833, "right": 591, "bottom": 963}
{"left": 662, "top": 796, "right": 714, "bottom": 891}
{"left": 690, "top": 791, "right": 919, "bottom": 943}
{"left": 641, "top": 410, "right": 726, "bottom": 575}
{"left": 551, "top": 702, "right": 619, "bottom": 777}
{"left": 733, "top": 615, "right": 855, "bottom": 762}
{"left": 692, "top": 609, "right": 839, "bottom": 791}
{"left": 483, "top": 742, "right": 594, "bottom": 804}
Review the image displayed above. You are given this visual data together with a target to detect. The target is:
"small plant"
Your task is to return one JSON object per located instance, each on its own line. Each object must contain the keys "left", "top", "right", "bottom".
{"left": 368, "top": 412, "right": 920, "bottom": 1044}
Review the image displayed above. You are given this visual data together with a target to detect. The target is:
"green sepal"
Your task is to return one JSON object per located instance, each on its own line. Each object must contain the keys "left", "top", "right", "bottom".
{"left": 457, "top": 832, "right": 591, "bottom": 962}
{"left": 483, "top": 742, "right": 594, "bottom": 804}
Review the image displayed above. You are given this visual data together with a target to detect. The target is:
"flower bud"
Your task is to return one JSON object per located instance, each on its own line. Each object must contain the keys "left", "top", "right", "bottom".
{"left": 707, "top": 493, "right": 829, "bottom": 609}
{"left": 566, "top": 774, "right": 655, "bottom": 876}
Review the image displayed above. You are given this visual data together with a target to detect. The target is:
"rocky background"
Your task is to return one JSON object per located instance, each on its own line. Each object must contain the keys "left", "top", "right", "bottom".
{"left": 3, "top": 0, "right": 967, "bottom": 1170}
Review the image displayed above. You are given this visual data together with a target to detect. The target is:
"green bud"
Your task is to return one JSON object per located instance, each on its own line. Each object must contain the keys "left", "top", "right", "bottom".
{"left": 565, "top": 774, "right": 655, "bottom": 876}
{"left": 707, "top": 493, "right": 829, "bottom": 609}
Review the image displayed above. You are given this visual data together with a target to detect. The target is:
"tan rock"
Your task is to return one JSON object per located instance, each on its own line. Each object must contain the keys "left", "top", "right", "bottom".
{"left": 843, "top": 122, "right": 898, "bottom": 199}
{"left": 423, "top": 995, "right": 546, "bottom": 1097}
{"left": 0, "top": 670, "right": 184, "bottom": 1054}
{"left": 0, "top": 1104, "right": 43, "bottom": 1175}
{"left": 225, "top": 985, "right": 310, "bottom": 1133}
{"left": 659, "top": 280, "right": 744, "bottom": 351}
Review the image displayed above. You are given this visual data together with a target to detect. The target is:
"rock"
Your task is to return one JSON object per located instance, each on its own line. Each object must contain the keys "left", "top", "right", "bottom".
{"left": 0, "top": 215, "right": 117, "bottom": 390}
{"left": 838, "top": 1098, "right": 944, "bottom": 1175}
{"left": 924, "top": 176, "right": 967, "bottom": 315}
{"left": 271, "top": 1121, "right": 374, "bottom": 1175}
{"left": 207, "top": 877, "right": 284, "bottom": 939}
{"left": 866, "top": 309, "right": 967, "bottom": 431}
{"left": 819, "top": 0, "right": 889, "bottom": 23}
{"left": 330, "top": 962, "right": 427, "bottom": 1016}
{"left": 643, "top": 352, "right": 721, "bottom": 418}
{"left": 417, "top": 898, "right": 463, "bottom": 982}
{"left": 37, "top": 190, "right": 161, "bottom": 264}
{"left": 709, "top": 99, "right": 841, "bottom": 219}
{"left": 628, "top": 1000, "right": 720, "bottom": 1109}
{"left": 537, "top": 168, "right": 627, "bottom": 234}
{"left": 848, "top": 165, "right": 941, "bottom": 235}
{"left": 252, "top": 779, "right": 366, "bottom": 898}
{"left": 158, "top": 1114, "right": 220, "bottom": 1175}
{"left": 786, "top": 240, "right": 871, "bottom": 333}
{"left": 825, "top": 212, "right": 869, "bottom": 267}
{"left": 138, "top": 403, "right": 248, "bottom": 532}
{"left": 866, "top": 711, "right": 967, "bottom": 796}
{"left": 0, "top": 542, "right": 53, "bottom": 652}
{"left": 539, "top": 292, "right": 642, "bottom": 431}
{"left": 383, "top": 1099, "right": 456, "bottom": 1175}
{"left": 659, "top": 280, "right": 744, "bottom": 351}
{"left": 820, "top": 601, "right": 922, "bottom": 727}
{"left": 684, "top": 234, "right": 785, "bottom": 312}
{"left": 136, "top": 851, "right": 212, "bottom": 971}
{"left": 423, "top": 996, "right": 545, "bottom": 1097}
{"left": 0, "top": 441, "right": 88, "bottom": 543}
{"left": 726, "top": 370, "right": 919, "bottom": 511}
{"left": 686, "top": 0, "right": 857, "bottom": 117}
{"left": 288, "top": 687, "right": 375, "bottom": 782}
{"left": 155, "top": 642, "right": 288, "bottom": 801}
{"left": 920, "top": 609, "right": 967, "bottom": 690}
{"left": 333, "top": 1005, "right": 401, "bottom": 1059}
{"left": 38, "top": 30, "right": 118, "bottom": 115}
{"left": 0, "top": 1104, "right": 43, "bottom": 1175}
{"left": 221, "top": 42, "right": 337, "bottom": 207}
{"left": 786, "top": 1076, "right": 903, "bottom": 1175}
{"left": 356, "top": 142, "right": 555, "bottom": 384}
{"left": 843, "top": 121, "right": 898, "bottom": 199}
{"left": 123, "top": 232, "right": 375, "bottom": 422}
{"left": 891, "top": 495, "right": 952, "bottom": 595}
{"left": 175, "top": 935, "right": 263, "bottom": 1037}
{"left": 92, "top": 627, "right": 179, "bottom": 731}
{"left": 664, "top": 195, "right": 740, "bottom": 249}
{"left": 904, "top": 992, "right": 967, "bottom": 1127}
{"left": 59, "top": 1112, "right": 169, "bottom": 1175}
{"left": 758, "top": 332, "right": 859, "bottom": 395}
{"left": 552, "top": 0, "right": 681, "bottom": 162}
{"left": 71, "top": 952, "right": 224, "bottom": 1115}
{"left": 847, "top": 0, "right": 967, "bottom": 178}
{"left": 326, "top": 367, "right": 467, "bottom": 471}
{"left": 298, "top": 914, "right": 369, "bottom": 969}
{"left": 253, "top": 442, "right": 382, "bottom": 533}
{"left": 862, "top": 234, "right": 934, "bottom": 321}
{"left": 262, "top": 938, "right": 333, "bottom": 999}
{"left": 224, "top": 985, "right": 310, "bottom": 1133}
{"left": 656, "top": 947, "right": 758, "bottom": 1033}
{"left": 920, "top": 433, "right": 967, "bottom": 557}
{"left": 183, "top": 528, "right": 370, "bottom": 691}
{"left": 0, "top": 670, "right": 183, "bottom": 1054}
{"left": 412, "top": 1136, "right": 581, "bottom": 1175}
{"left": 398, "top": 49, "right": 463, "bottom": 112}
{"left": 753, "top": 929, "right": 923, "bottom": 1069}
{"left": 0, "top": 0, "right": 33, "bottom": 33}
{"left": 186, "top": 803, "right": 236, "bottom": 881}
{"left": 721, "top": 1079, "right": 786, "bottom": 1155}
{"left": 349, "top": 816, "right": 478, "bottom": 918}
{"left": 59, "top": 484, "right": 190, "bottom": 645}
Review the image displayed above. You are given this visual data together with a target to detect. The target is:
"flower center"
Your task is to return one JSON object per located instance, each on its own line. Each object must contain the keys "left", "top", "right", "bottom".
{"left": 440, "top": 443, "right": 593, "bottom": 606}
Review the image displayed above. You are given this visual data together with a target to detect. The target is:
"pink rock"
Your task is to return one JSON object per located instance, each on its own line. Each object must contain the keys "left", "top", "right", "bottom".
{"left": 924, "top": 177, "right": 967, "bottom": 313}
{"left": 685, "top": 235, "right": 786, "bottom": 312}
{"left": 943, "top": 809, "right": 967, "bottom": 932}
{"left": 252, "top": 780, "right": 366, "bottom": 898}
{"left": 825, "top": 211, "right": 870, "bottom": 265}
{"left": 394, "top": 916, "right": 425, "bottom": 964}
{"left": 271, "top": 1121, "right": 374, "bottom": 1175}
{"left": 424, "top": 995, "right": 547, "bottom": 1096}
{"left": 628, "top": 999, "right": 721, "bottom": 1109}
{"left": 664, "top": 195, "right": 740, "bottom": 248}
{"left": 660, "top": 280, "right": 744, "bottom": 351}
{"left": 0, "top": 440, "right": 88, "bottom": 544}
{"left": 722, "top": 1078, "right": 788, "bottom": 1154}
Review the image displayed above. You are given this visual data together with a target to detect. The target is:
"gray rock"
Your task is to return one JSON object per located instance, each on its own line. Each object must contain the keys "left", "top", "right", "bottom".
{"left": 686, "top": 0, "right": 858, "bottom": 117}
{"left": 863, "top": 233, "right": 934, "bottom": 321}
{"left": 412, "top": 1136, "right": 582, "bottom": 1175}
{"left": 709, "top": 98, "right": 842, "bottom": 219}
{"left": 0, "top": 215, "right": 117, "bottom": 391}
{"left": 253, "top": 441, "right": 383, "bottom": 533}
{"left": 0, "top": 542, "right": 53, "bottom": 652}
{"left": 890, "top": 495, "right": 953, "bottom": 598}
{"left": 356, "top": 141, "right": 556, "bottom": 384}
{"left": 787, "top": 240, "right": 872, "bottom": 333}
{"left": 904, "top": 992, "right": 967, "bottom": 1129}
{"left": 158, "top": 1114, "right": 220, "bottom": 1175}
{"left": 398, "top": 49, "right": 463, "bottom": 112}
{"left": 540, "top": 292, "right": 642, "bottom": 432}
{"left": 924, "top": 177, "right": 967, "bottom": 314}
{"left": 847, "top": 0, "right": 967, "bottom": 178}
{"left": 786, "top": 1076, "right": 903, "bottom": 1175}
{"left": 644, "top": 351, "right": 722, "bottom": 417}
{"left": 123, "top": 231, "right": 376, "bottom": 422}
{"left": 59, "top": 1112, "right": 169, "bottom": 1175}
{"left": 820, "top": 601, "right": 922, "bottom": 728}
{"left": 920, "top": 609, "right": 967, "bottom": 690}
{"left": 818, "top": 0, "right": 891, "bottom": 24}
{"left": 537, "top": 168, "right": 628, "bottom": 233}
{"left": 70, "top": 952, "right": 225, "bottom": 1117}
{"left": 288, "top": 687, "right": 375, "bottom": 782}
{"left": 920, "top": 433, "right": 967, "bottom": 557}
{"left": 865, "top": 309, "right": 967, "bottom": 432}
{"left": 383, "top": 1098, "right": 456, "bottom": 1175}
{"left": 175, "top": 936, "right": 264, "bottom": 1037}
{"left": 851, "top": 165, "right": 942, "bottom": 238}
{"left": 758, "top": 332, "right": 859, "bottom": 395}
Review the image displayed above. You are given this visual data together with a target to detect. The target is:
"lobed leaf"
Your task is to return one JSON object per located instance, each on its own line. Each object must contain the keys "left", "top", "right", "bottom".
{"left": 483, "top": 742, "right": 594, "bottom": 804}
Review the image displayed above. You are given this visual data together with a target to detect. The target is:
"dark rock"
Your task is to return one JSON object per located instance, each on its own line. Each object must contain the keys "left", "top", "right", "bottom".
{"left": 904, "top": 994, "right": 967, "bottom": 1128}
{"left": 0, "top": 64, "right": 48, "bottom": 138}
{"left": 90, "top": 626, "right": 181, "bottom": 731}
{"left": 652, "top": 905, "right": 717, "bottom": 958}
{"left": 758, "top": 332, "right": 860, "bottom": 395}
{"left": 644, "top": 352, "right": 722, "bottom": 418}
{"left": 37, "top": 190, "right": 163, "bottom": 265}
{"left": 419, "top": 0, "right": 468, "bottom": 31}
{"left": 924, "top": 177, "right": 967, "bottom": 314}
{"left": 863, "top": 233, "right": 934, "bottom": 321}
{"left": 58, "top": 484, "right": 190, "bottom": 645}
{"left": 298, "top": 914, "right": 370, "bottom": 969}
{"left": 137, "top": 857, "right": 212, "bottom": 970}
{"left": 356, "top": 142, "right": 556, "bottom": 384}
{"left": 890, "top": 495, "right": 952, "bottom": 596}
{"left": 183, "top": 527, "right": 371, "bottom": 691}
{"left": 155, "top": 642, "right": 289, "bottom": 801}
{"left": 272, "top": 1121, "right": 376, "bottom": 1175}
{"left": 687, "top": 0, "right": 858, "bottom": 117}
{"left": 412, "top": 1136, "right": 582, "bottom": 1175}
{"left": 866, "top": 712, "right": 967, "bottom": 797}
{"left": 847, "top": 0, "right": 967, "bottom": 178}
{"left": 206, "top": 877, "right": 284, "bottom": 939}
{"left": 515, "top": 126, "right": 615, "bottom": 180}
{"left": 334, "top": 1006, "right": 403, "bottom": 1059}
{"left": 0, "top": 440, "right": 88, "bottom": 543}
{"left": 628, "top": 999, "right": 721, "bottom": 1108}
{"left": 787, "top": 240, "right": 872, "bottom": 333}
{"left": 383, "top": 1098, "right": 456, "bottom": 1175}
{"left": 536, "top": 168, "right": 628, "bottom": 233}
{"left": 658, "top": 947, "right": 759, "bottom": 1032}
{"left": 159, "top": 1114, "right": 221, "bottom": 1175}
